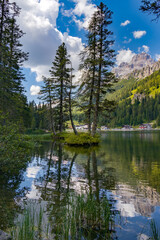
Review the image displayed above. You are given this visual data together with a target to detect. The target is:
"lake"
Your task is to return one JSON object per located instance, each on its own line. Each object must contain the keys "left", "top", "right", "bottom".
{"left": 0, "top": 131, "right": 160, "bottom": 239}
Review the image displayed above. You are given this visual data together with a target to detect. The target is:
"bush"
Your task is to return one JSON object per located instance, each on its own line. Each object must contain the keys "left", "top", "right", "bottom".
{"left": 64, "top": 132, "right": 100, "bottom": 146}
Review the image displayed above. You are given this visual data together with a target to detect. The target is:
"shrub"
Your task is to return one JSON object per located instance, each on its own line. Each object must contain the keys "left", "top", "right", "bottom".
{"left": 64, "top": 132, "right": 100, "bottom": 146}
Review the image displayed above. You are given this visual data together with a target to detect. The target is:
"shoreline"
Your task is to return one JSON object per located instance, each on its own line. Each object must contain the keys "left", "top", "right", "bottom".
{"left": 100, "top": 128, "right": 160, "bottom": 132}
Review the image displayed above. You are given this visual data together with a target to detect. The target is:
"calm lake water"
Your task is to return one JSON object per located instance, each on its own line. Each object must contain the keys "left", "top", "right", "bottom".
{"left": 0, "top": 131, "right": 160, "bottom": 239}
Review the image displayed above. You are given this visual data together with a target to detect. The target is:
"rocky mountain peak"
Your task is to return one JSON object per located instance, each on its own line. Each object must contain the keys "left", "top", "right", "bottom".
{"left": 112, "top": 53, "right": 156, "bottom": 79}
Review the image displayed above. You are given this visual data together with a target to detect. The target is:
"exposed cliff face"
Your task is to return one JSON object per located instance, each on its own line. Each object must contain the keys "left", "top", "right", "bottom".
{"left": 112, "top": 53, "right": 160, "bottom": 80}
{"left": 126, "top": 59, "right": 160, "bottom": 80}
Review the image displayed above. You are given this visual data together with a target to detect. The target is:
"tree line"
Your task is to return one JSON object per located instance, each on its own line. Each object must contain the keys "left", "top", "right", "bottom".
{"left": 1, "top": 0, "right": 159, "bottom": 134}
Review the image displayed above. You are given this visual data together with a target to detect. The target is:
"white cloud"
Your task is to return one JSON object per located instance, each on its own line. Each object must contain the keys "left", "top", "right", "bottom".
{"left": 9, "top": 0, "right": 84, "bottom": 84}
{"left": 123, "top": 38, "right": 132, "bottom": 44}
{"left": 116, "top": 49, "right": 136, "bottom": 66}
{"left": 62, "top": 0, "right": 96, "bottom": 30}
{"left": 120, "top": 20, "right": 130, "bottom": 27}
{"left": 142, "top": 45, "right": 149, "bottom": 53}
{"left": 30, "top": 85, "right": 40, "bottom": 95}
{"left": 155, "top": 54, "right": 160, "bottom": 61}
{"left": 133, "top": 30, "right": 146, "bottom": 39}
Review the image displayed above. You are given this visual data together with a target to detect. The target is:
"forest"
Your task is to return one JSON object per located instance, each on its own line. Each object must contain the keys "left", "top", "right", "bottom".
{"left": 0, "top": 1, "right": 117, "bottom": 138}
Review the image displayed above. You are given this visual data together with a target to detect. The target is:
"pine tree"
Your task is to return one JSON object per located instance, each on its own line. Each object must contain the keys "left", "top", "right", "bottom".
{"left": 39, "top": 77, "right": 56, "bottom": 134}
{"left": 140, "top": 0, "right": 160, "bottom": 20}
{"left": 79, "top": 2, "right": 116, "bottom": 135}
{"left": 68, "top": 61, "right": 78, "bottom": 135}
{"left": 0, "top": 0, "right": 28, "bottom": 121}
{"left": 79, "top": 13, "right": 98, "bottom": 133}
{"left": 50, "top": 43, "right": 71, "bottom": 133}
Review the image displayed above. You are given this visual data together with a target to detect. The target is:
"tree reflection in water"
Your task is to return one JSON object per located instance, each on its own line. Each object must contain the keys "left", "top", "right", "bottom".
{"left": 33, "top": 143, "right": 118, "bottom": 239}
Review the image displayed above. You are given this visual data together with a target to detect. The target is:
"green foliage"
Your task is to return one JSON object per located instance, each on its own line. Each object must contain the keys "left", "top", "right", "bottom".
{"left": 106, "top": 70, "right": 160, "bottom": 127}
{"left": 55, "top": 193, "right": 114, "bottom": 240}
{"left": 79, "top": 2, "right": 117, "bottom": 135}
{"left": 49, "top": 42, "right": 72, "bottom": 133}
{"left": 130, "top": 70, "right": 160, "bottom": 98}
{"left": 150, "top": 219, "right": 160, "bottom": 240}
{"left": 25, "top": 133, "right": 52, "bottom": 142}
{"left": 64, "top": 132, "right": 100, "bottom": 146}
{"left": 0, "top": 115, "right": 31, "bottom": 166}
{"left": 10, "top": 193, "right": 115, "bottom": 240}
{"left": 10, "top": 206, "right": 50, "bottom": 240}
{"left": 0, "top": 1, "right": 28, "bottom": 122}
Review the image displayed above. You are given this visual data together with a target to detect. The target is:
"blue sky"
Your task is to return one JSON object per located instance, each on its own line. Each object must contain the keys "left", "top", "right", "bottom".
{"left": 13, "top": 0, "right": 160, "bottom": 103}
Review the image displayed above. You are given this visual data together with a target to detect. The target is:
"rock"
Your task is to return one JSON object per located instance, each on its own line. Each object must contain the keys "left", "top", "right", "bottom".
{"left": 112, "top": 53, "right": 160, "bottom": 79}
{"left": 0, "top": 230, "right": 12, "bottom": 240}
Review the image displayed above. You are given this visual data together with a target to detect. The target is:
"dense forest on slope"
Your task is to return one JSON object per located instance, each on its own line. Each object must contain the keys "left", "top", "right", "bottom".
{"left": 105, "top": 69, "right": 160, "bottom": 127}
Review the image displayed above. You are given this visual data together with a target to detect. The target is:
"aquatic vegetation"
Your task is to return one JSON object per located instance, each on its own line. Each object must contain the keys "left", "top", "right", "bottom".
{"left": 9, "top": 193, "right": 116, "bottom": 240}
{"left": 55, "top": 193, "right": 115, "bottom": 240}
{"left": 10, "top": 206, "right": 50, "bottom": 240}
{"left": 150, "top": 220, "right": 160, "bottom": 240}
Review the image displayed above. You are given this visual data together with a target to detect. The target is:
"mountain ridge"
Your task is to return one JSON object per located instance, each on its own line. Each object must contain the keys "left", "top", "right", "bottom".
{"left": 112, "top": 52, "right": 160, "bottom": 80}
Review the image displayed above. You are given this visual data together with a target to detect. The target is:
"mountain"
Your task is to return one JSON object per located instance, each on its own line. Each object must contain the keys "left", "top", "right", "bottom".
{"left": 105, "top": 69, "right": 160, "bottom": 127}
{"left": 112, "top": 53, "right": 158, "bottom": 79}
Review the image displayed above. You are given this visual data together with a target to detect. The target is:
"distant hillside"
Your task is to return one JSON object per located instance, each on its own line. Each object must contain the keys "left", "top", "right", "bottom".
{"left": 73, "top": 69, "right": 160, "bottom": 128}
{"left": 102, "top": 69, "right": 160, "bottom": 127}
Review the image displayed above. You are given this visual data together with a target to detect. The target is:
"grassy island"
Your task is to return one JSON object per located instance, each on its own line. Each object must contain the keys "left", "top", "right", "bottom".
{"left": 53, "top": 132, "right": 100, "bottom": 146}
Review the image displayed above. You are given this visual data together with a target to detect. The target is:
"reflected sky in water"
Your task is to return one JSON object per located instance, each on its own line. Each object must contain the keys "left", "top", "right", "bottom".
{"left": 1, "top": 132, "right": 160, "bottom": 239}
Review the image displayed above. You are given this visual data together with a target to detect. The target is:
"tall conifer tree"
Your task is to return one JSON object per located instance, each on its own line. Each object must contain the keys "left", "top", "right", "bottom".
{"left": 79, "top": 2, "right": 116, "bottom": 135}
{"left": 39, "top": 77, "right": 56, "bottom": 134}
{"left": 0, "top": 0, "right": 28, "bottom": 120}
{"left": 50, "top": 43, "right": 71, "bottom": 133}
{"left": 92, "top": 2, "right": 116, "bottom": 135}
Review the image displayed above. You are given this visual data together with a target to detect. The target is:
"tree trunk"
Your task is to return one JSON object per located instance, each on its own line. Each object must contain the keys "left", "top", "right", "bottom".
{"left": 69, "top": 91, "right": 78, "bottom": 135}
{"left": 0, "top": 0, "right": 5, "bottom": 62}
{"left": 49, "top": 98, "right": 56, "bottom": 135}
{"left": 69, "top": 65, "right": 78, "bottom": 135}
{"left": 92, "top": 10, "right": 103, "bottom": 136}
{"left": 59, "top": 77, "right": 63, "bottom": 133}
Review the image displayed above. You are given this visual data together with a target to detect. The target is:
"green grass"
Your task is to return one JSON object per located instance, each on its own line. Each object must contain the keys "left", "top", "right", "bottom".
{"left": 10, "top": 206, "right": 50, "bottom": 240}
{"left": 24, "top": 133, "right": 52, "bottom": 142}
{"left": 55, "top": 193, "right": 114, "bottom": 240}
{"left": 10, "top": 193, "right": 115, "bottom": 240}
{"left": 55, "top": 132, "right": 100, "bottom": 146}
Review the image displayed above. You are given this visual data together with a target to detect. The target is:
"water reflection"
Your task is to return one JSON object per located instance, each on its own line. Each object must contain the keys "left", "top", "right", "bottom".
{"left": 0, "top": 132, "right": 160, "bottom": 239}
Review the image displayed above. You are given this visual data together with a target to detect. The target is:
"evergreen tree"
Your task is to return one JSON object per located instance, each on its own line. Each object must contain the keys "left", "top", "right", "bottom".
{"left": 68, "top": 61, "right": 78, "bottom": 135}
{"left": 79, "top": 13, "right": 98, "bottom": 133}
{"left": 140, "top": 0, "right": 160, "bottom": 20}
{"left": 50, "top": 43, "right": 71, "bottom": 133}
{"left": 0, "top": 0, "right": 28, "bottom": 121}
{"left": 79, "top": 2, "right": 116, "bottom": 135}
{"left": 39, "top": 77, "right": 56, "bottom": 134}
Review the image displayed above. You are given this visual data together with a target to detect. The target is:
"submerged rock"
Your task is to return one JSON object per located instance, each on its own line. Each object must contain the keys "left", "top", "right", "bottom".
{"left": 0, "top": 230, "right": 12, "bottom": 240}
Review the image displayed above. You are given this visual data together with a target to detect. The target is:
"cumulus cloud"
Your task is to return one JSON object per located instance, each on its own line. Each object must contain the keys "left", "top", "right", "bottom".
{"left": 138, "top": 45, "right": 150, "bottom": 53}
{"left": 155, "top": 54, "right": 160, "bottom": 61}
{"left": 133, "top": 30, "right": 146, "bottom": 39}
{"left": 142, "top": 45, "right": 149, "bottom": 53}
{"left": 30, "top": 85, "right": 40, "bottom": 96}
{"left": 10, "top": 0, "right": 83, "bottom": 83}
{"left": 116, "top": 49, "right": 136, "bottom": 66}
{"left": 123, "top": 38, "right": 132, "bottom": 44}
{"left": 62, "top": 0, "right": 96, "bottom": 30}
{"left": 120, "top": 20, "right": 130, "bottom": 27}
